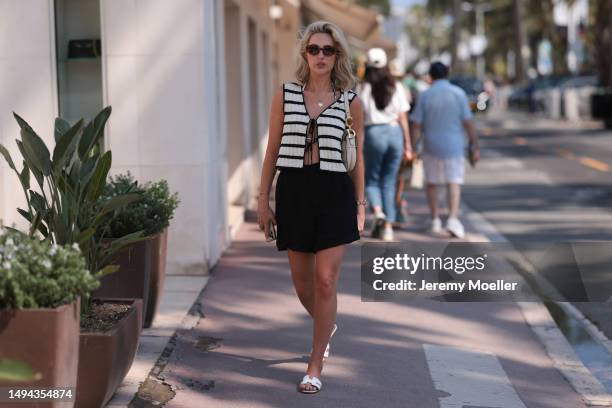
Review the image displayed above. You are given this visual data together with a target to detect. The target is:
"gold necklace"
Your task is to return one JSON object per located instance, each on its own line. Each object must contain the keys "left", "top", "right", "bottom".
{"left": 306, "top": 83, "right": 334, "bottom": 108}
{"left": 317, "top": 92, "right": 330, "bottom": 108}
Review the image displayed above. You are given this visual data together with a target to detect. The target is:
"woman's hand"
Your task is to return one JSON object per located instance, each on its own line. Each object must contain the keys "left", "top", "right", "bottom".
{"left": 257, "top": 197, "right": 276, "bottom": 239}
{"left": 357, "top": 204, "right": 366, "bottom": 232}
{"left": 403, "top": 147, "right": 413, "bottom": 162}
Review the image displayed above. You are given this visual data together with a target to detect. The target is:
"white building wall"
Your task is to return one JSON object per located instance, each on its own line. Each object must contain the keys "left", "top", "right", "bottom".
{"left": 204, "top": 0, "right": 229, "bottom": 266}
{"left": 0, "top": 0, "right": 280, "bottom": 274}
{"left": 100, "top": 0, "right": 218, "bottom": 275}
{"left": 0, "top": 0, "right": 57, "bottom": 227}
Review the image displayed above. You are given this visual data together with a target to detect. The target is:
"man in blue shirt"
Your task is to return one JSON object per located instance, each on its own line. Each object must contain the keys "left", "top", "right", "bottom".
{"left": 410, "top": 62, "right": 480, "bottom": 238}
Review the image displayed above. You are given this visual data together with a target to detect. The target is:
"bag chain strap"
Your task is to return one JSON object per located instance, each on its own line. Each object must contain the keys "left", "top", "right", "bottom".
{"left": 343, "top": 90, "right": 355, "bottom": 138}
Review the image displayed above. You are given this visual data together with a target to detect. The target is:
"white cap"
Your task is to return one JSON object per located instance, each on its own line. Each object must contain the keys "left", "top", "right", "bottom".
{"left": 366, "top": 48, "right": 387, "bottom": 68}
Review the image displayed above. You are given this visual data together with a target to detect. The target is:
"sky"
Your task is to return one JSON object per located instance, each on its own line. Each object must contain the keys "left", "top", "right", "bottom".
{"left": 391, "top": 0, "right": 425, "bottom": 10}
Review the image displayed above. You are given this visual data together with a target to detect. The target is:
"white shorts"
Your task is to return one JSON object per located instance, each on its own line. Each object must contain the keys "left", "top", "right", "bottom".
{"left": 423, "top": 154, "right": 465, "bottom": 185}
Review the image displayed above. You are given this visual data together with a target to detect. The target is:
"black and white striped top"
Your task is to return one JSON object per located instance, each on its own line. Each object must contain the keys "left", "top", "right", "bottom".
{"left": 276, "top": 82, "right": 357, "bottom": 173}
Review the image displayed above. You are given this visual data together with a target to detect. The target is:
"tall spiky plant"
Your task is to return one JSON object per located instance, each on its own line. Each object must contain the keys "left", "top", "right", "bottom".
{"left": 0, "top": 107, "right": 143, "bottom": 281}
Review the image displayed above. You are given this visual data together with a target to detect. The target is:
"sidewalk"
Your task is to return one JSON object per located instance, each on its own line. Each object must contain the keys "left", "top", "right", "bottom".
{"left": 134, "top": 188, "right": 603, "bottom": 408}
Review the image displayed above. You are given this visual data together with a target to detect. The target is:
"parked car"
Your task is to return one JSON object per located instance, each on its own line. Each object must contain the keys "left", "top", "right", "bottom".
{"left": 508, "top": 75, "right": 598, "bottom": 113}
{"left": 508, "top": 75, "right": 565, "bottom": 111}
{"left": 450, "top": 76, "right": 490, "bottom": 112}
{"left": 559, "top": 75, "right": 599, "bottom": 90}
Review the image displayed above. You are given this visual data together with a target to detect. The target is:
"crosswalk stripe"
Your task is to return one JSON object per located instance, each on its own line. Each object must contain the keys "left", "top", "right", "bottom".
{"left": 424, "top": 344, "right": 527, "bottom": 408}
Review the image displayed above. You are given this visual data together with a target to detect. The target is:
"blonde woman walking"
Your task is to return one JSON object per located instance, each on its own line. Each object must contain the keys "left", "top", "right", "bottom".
{"left": 257, "top": 21, "right": 365, "bottom": 394}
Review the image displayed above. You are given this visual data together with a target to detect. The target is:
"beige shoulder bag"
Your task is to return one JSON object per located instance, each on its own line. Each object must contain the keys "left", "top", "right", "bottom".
{"left": 342, "top": 90, "right": 357, "bottom": 172}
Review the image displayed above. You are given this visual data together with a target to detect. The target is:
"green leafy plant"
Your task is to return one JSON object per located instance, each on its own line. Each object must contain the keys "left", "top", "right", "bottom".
{"left": 100, "top": 172, "right": 179, "bottom": 238}
{"left": 0, "top": 228, "right": 98, "bottom": 309}
{"left": 0, "top": 359, "right": 41, "bottom": 382}
{"left": 0, "top": 107, "right": 144, "bottom": 278}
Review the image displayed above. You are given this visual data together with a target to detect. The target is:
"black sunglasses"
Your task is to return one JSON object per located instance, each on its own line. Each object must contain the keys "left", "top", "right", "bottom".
{"left": 306, "top": 44, "right": 337, "bottom": 57}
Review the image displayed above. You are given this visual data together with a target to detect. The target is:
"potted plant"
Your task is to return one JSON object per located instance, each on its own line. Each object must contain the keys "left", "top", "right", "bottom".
{"left": 96, "top": 173, "right": 179, "bottom": 328}
{"left": 0, "top": 229, "right": 97, "bottom": 401}
{"left": 0, "top": 107, "right": 145, "bottom": 408}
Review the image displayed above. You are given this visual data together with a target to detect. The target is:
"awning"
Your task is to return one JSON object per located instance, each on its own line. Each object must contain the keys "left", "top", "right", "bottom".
{"left": 301, "top": 0, "right": 396, "bottom": 58}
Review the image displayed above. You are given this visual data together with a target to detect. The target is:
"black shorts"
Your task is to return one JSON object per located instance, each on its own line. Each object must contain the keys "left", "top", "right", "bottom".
{"left": 275, "top": 163, "right": 360, "bottom": 253}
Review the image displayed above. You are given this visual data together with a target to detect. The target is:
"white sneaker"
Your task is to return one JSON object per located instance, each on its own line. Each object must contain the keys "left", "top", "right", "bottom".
{"left": 445, "top": 217, "right": 465, "bottom": 239}
{"left": 429, "top": 217, "right": 442, "bottom": 234}
{"left": 382, "top": 225, "right": 394, "bottom": 241}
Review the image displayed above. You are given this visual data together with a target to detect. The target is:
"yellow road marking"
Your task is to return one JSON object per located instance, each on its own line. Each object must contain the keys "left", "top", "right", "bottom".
{"left": 579, "top": 157, "right": 609, "bottom": 172}
{"left": 514, "top": 137, "right": 527, "bottom": 145}
{"left": 510, "top": 138, "right": 608, "bottom": 172}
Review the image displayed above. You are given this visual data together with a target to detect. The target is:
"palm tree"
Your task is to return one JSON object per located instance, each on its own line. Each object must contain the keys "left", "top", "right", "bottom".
{"left": 451, "top": 0, "right": 462, "bottom": 69}
{"left": 426, "top": 0, "right": 461, "bottom": 69}
{"left": 511, "top": 0, "right": 526, "bottom": 82}
{"left": 591, "top": 0, "right": 612, "bottom": 86}
{"left": 405, "top": 4, "right": 451, "bottom": 63}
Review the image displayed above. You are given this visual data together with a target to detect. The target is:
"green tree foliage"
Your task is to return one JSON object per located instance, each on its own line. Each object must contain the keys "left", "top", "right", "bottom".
{"left": 589, "top": 0, "right": 612, "bottom": 85}
{"left": 405, "top": 4, "right": 451, "bottom": 63}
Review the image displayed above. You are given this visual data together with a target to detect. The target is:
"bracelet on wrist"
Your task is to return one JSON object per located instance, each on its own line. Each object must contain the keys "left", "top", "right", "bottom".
{"left": 356, "top": 199, "right": 368, "bottom": 207}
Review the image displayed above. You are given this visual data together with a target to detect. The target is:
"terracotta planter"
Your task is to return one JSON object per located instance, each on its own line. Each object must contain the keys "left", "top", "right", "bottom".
{"left": 0, "top": 298, "right": 80, "bottom": 408}
{"left": 93, "top": 238, "right": 152, "bottom": 326}
{"left": 75, "top": 298, "right": 142, "bottom": 408}
{"left": 144, "top": 229, "right": 168, "bottom": 328}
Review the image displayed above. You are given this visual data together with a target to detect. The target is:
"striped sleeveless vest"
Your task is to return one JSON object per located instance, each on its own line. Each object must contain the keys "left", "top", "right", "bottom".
{"left": 276, "top": 82, "right": 357, "bottom": 173}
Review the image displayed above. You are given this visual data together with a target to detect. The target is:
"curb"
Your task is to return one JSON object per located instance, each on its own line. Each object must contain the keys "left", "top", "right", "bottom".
{"left": 463, "top": 204, "right": 612, "bottom": 406}
{"left": 106, "top": 276, "right": 210, "bottom": 408}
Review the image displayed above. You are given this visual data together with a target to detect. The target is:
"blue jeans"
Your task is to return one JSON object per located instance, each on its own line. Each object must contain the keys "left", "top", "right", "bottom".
{"left": 364, "top": 124, "right": 404, "bottom": 222}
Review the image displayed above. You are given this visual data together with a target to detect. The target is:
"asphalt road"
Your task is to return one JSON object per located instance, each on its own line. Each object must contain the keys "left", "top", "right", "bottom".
{"left": 464, "top": 111, "right": 612, "bottom": 339}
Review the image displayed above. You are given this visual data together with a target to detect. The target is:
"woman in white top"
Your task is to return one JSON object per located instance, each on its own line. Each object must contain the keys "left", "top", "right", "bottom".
{"left": 359, "top": 48, "right": 412, "bottom": 241}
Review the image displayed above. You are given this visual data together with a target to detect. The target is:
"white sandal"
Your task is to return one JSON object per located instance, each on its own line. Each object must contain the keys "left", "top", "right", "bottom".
{"left": 298, "top": 375, "right": 322, "bottom": 394}
{"left": 324, "top": 324, "right": 338, "bottom": 359}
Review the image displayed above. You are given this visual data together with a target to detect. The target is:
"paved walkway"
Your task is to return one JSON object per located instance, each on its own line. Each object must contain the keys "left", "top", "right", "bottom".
{"left": 152, "top": 190, "right": 592, "bottom": 408}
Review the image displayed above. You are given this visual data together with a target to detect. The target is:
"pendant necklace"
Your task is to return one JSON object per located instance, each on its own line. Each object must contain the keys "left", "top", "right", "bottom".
{"left": 317, "top": 91, "right": 328, "bottom": 108}
{"left": 316, "top": 88, "right": 332, "bottom": 107}
{"left": 306, "top": 82, "right": 334, "bottom": 108}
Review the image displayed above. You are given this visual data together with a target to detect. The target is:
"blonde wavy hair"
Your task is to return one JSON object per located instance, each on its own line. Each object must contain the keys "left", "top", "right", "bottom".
{"left": 295, "top": 21, "right": 356, "bottom": 91}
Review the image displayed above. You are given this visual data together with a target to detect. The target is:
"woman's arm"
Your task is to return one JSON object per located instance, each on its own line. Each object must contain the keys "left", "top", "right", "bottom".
{"left": 395, "top": 83, "right": 413, "bottom": 160}
{"left": 349, "top": 96, "right": 366, "bottom": 232}
{"left": 398, "top": 110, "right": 413, "bottom": 160}
{"left": 257, "top": 86, "right": 284, "bottom": 232}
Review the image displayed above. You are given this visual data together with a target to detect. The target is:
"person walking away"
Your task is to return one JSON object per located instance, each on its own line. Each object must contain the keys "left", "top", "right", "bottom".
{"left": 410, "top": 62, "right": 479, "bottom": 239}
{"left": 359, "top": 48, "right": 412, "bottom": 241}
{"left": 389, "top": 59, "right": 413, "bottom": 224}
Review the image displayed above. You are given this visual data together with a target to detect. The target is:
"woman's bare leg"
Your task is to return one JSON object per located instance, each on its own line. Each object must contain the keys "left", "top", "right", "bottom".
{"left": 287, "top": 250, "right": 316, "bottom": 316}
{"left": 300, "top": 244, "right": 345, "bottom": 392}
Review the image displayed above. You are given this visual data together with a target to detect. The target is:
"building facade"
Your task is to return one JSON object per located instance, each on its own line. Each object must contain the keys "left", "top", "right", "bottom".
{"left": 0, "top": 0, "right": 390, "bottom": 275}
{"left": 0, "top": 0, "right": 301, "bottom": 275}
